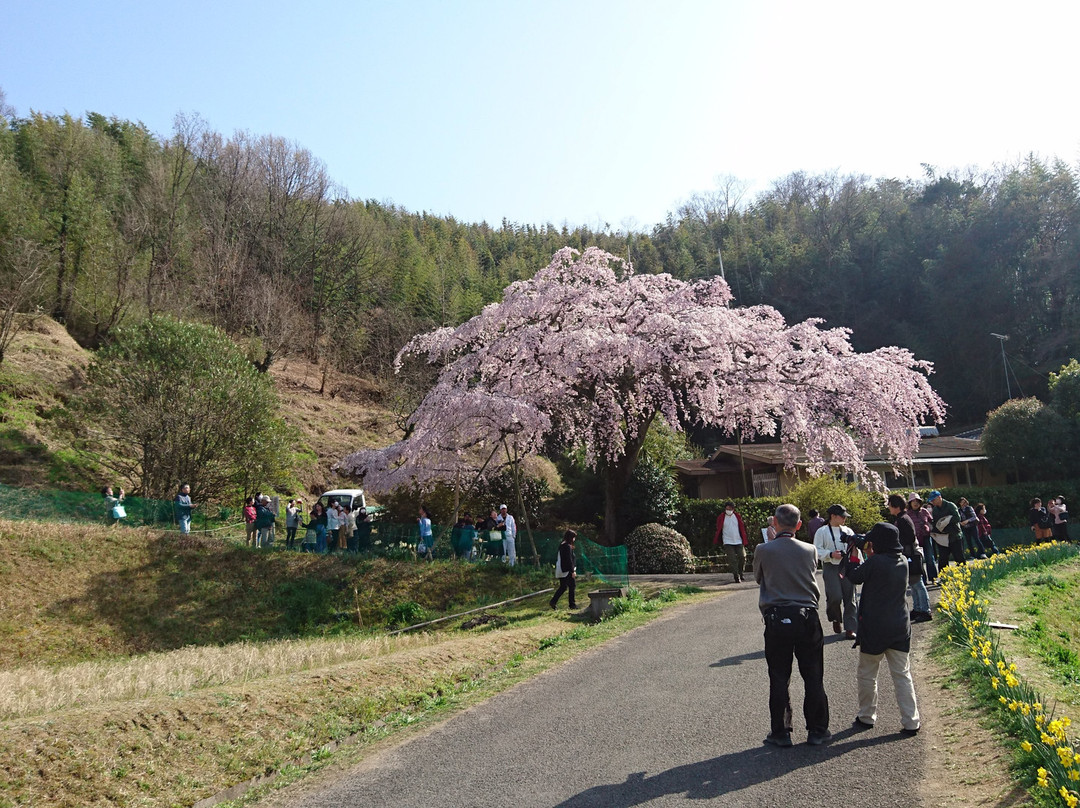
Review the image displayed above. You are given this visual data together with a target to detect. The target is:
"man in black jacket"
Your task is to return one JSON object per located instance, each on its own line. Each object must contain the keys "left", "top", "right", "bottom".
{"left": 845, "top": 522, "right": 921, "bottom": 734}
{"left": 550, "top": 530, "right": 577, "bottom": 609}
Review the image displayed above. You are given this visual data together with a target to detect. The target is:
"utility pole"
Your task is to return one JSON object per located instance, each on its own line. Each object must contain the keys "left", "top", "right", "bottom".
{"left": 991, "top": 333, "right": 1011, "bottom": 400}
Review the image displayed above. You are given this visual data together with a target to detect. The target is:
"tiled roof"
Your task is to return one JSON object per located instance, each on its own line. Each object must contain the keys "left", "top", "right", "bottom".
{"left": 704, "top": 436, "right": 985, "bottom": 467}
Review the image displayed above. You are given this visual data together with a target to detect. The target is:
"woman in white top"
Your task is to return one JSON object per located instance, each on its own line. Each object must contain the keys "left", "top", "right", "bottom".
{"left": 813, "top": 503, "right": 860, "bottom": 639}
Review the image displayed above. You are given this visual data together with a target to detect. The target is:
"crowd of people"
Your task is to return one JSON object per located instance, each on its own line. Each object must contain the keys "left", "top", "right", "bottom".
{"left": 754, "top": 502, "right": 921, "bottom": 747}
{"left": 741, "top": 490, "right": 1070, "bottom": 747}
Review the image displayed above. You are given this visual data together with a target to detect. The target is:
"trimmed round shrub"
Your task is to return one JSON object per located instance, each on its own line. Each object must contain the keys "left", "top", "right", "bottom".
{"left": 625, "top": 523, "right": 695, "bottom": 574}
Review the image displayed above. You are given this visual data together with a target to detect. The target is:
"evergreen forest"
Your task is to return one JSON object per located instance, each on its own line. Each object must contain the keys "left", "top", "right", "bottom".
{"left": 1, "top": 101, "right": 1077, "bottom": 429}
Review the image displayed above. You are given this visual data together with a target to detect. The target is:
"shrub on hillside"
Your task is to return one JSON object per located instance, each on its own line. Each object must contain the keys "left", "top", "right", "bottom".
{"left": 625, "top": 523, "right": 695, "bottom": 574}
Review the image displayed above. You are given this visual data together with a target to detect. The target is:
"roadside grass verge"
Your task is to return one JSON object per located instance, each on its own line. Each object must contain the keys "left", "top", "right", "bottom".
{"left": 934, "top": 541, "right": 1080, "bottom": 807}
{"left": 0, "top": 585, "right": 714, "bottom": 808}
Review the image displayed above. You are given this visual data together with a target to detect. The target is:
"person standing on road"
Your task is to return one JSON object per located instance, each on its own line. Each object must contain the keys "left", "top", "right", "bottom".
{"left": 713, "top": 501, "right": 749, "bottom": 583}
{"left": 500, "top": 504, "right": 517, "bottom": 567}
{"left": 804, "top": 509, "right": 825, "bottom": 543}
{"left": 907, "top": 493, "right": 937, "bottom": 585}
{"left": 754, "top": 503, "right": 831, "bottom": 748}
{"left": 550, "top": 530, "right": 578, "bottom": 610}
{"left": 887, "top": 494, "right": 931, "bottom": 623}
{"left": 813, "top": 504, "right": 859, "bottom": 639}
{"left": 844, "top": 522, "right": 921, "bottom": 735}
{"left": 174, "top": 483, "right": 194, "bottom": 534}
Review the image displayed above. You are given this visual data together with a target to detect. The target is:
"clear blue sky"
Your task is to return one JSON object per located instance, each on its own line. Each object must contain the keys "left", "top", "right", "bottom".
{"left": 4, "top": 0, "right": 1079, "bottom": 230}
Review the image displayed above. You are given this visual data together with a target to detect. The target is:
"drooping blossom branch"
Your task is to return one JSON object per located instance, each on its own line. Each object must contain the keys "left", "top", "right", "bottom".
{"left": 340, "top": 247, "right": 946, "bottom": 539}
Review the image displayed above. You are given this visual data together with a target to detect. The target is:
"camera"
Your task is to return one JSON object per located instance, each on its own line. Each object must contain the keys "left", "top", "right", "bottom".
{"left": 844, "top": 533, "right": 868, "bottom": 551}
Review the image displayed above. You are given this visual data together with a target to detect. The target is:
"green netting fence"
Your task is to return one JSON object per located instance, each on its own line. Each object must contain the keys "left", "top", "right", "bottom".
{"left": 0, "top": 482, "right": 242, "bottom": 533}
{"left": 0, "top": 483, "right": 630, "bottom": 585}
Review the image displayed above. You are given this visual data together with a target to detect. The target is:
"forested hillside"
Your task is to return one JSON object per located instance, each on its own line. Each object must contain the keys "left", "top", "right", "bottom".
{"left": 1, "top": 103, "right": 1077, "bottom": 428}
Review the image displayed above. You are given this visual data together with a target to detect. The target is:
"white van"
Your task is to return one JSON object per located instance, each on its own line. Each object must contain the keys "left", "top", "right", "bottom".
{"left": 318, "top": 488, "right": 367, "bottom": 513}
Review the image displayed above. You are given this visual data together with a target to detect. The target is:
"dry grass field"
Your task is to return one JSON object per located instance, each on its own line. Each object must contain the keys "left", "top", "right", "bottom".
{"left": 0, "top": 517, "right": 684, "bottom": 808}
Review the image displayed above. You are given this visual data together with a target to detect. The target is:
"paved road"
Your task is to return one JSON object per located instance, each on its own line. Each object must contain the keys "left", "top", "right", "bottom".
{"left": 284, "top": 578, "right": 928, "bottom": 807}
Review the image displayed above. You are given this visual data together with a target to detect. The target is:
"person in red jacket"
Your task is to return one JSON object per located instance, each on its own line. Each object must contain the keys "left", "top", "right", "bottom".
{"left": 713, "top": 500, "right": 750, "bottom": 583}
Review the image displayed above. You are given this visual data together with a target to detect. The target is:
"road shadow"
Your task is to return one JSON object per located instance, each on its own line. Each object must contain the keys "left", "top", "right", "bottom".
{"left": 710, "top": 632, "right": 850, "bottom": 667}
{"left": 554, "top": 729, "right": 908, "bottom": 807}
{"left": 709, "top": 649, "right": 765, "bottom": 667}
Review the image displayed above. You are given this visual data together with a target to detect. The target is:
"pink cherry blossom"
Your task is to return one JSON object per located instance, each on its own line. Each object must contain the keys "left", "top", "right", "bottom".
{"left": 340, "top": 247, "right": 946, "bottom": 540}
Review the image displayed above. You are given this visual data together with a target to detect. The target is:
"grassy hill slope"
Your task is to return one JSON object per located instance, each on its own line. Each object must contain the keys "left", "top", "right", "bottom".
{"left": 0, "top": 317, "right": 398, "bottom": 496}
{"left": 0, "top": 519, "right": 550, "bottom": 669}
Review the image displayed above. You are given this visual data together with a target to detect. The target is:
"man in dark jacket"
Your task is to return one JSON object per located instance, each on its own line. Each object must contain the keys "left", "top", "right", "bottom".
{"left": 845, "top": 522, "right": 921, "bottom": 734}
{"left": 887, "top": 494, "right": 931, "bottom": 623}
{"left": 929, "top": 490, "right": 965, "bottom": 570}
{"left": 550, "top": 530, "right": 578, "bottom": 609}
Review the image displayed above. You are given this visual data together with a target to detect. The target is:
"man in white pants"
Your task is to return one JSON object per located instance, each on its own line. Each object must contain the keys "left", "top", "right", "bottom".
{"left": 500, "top": 504, "right": 517, "bottom": 567}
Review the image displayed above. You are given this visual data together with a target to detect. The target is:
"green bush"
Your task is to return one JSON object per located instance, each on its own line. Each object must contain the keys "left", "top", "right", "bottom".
{"left": 619, "top": 458, "right": 680, "bottom": 533}
{"left": 385, "top": 600, "right": 429, "bottom": 627}
{"left": 624, "top": 523, "right": 695, "bottom": 574}
{"left": 785, "top": 476, "right": 882, "bottom": 534}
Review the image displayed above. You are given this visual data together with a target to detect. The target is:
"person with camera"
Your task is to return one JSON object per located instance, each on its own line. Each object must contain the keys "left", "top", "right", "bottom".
{"left": 813, "top": 503, "right": 860, "bottom": 639}
{"left": 843, "top": 522, "right": 921, "bottom": 735}
{"left": 754, "top": 503, "right": 831, "bottom": 748}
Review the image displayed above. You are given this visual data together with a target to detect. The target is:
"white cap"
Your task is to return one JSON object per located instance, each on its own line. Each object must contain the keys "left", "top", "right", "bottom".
{"left": 499, "top": 504, "right": 508, "bottom": 510}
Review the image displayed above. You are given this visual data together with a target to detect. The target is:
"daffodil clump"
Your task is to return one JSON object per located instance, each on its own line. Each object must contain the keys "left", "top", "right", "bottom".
{"left": 938, "top": 541, "right": 1080, "bottom": 807}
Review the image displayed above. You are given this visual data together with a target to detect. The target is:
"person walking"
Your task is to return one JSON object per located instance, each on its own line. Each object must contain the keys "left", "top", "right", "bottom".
{"left": 928, "top": 491, "right": 965, "bottom": 569}
{"left": 813, "top": 504, "right": 860, "bottom": 639}
{"left": 713, "top": 501, "right": 750, "bottom": 583}
{"left": 887, "top": 494, "right": 931, "bottom": 623}
{"left": 845, "top": 522, "right": 921, "bottom": 734}
{"left": 906, "top": 493, "right": 937, "bottom": 584}
{"left": 550, "top": 530, "right": 578, "bottom": 610}
{"left": 174, "top": 483, "right": 194, "bottom": 534}
{"left": 754, "top": 503, "right": 831, "bottom": 748}
{"left": 500, "top": 504, "right": 517, "bottom": 567}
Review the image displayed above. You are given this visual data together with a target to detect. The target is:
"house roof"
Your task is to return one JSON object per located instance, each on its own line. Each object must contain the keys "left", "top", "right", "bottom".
{"left": 704, "top": 436, "right": 986, "bottom": 469}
